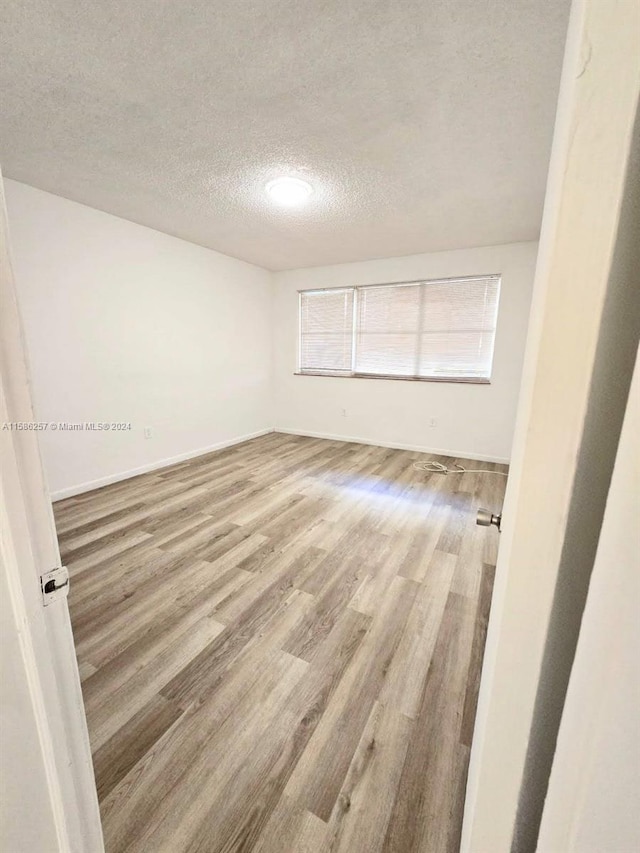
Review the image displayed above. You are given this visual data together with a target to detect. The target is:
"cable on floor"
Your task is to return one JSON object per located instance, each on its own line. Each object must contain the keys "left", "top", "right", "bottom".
{"left": 412, "top": 460, "right": 508, "bottom": 476}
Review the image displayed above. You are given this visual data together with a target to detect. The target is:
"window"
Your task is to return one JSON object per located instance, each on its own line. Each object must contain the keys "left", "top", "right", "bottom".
{"left": 298, "top": 275, "right": 500, "bottom": 382}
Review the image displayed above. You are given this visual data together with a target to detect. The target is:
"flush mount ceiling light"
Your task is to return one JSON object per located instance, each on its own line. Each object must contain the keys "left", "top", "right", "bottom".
{"left": 265, "top": 176, "right": 313, "bottom": 207}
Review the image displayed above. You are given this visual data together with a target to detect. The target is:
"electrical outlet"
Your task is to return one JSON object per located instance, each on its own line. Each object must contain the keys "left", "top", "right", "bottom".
{"left": 341, "top": 408, "right": 347, "bottom": 417}
{"left": 144, "top": 427, "right": 153, "bottom": 439}
{"left": 429, "top": 418, "right": 437, "bottom": 428}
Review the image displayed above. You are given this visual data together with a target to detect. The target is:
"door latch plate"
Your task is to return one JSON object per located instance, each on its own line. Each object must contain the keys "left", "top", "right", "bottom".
{"left": 41, "top": 566, "right": 70, "bottom": 606}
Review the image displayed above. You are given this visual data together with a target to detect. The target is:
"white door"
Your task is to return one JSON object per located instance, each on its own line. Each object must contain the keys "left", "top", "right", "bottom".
{"left": 0, "top": 175, "right": 104, "bottom": 852}
{"left": 462, "top": 0, "right": 640, "bottom": 850}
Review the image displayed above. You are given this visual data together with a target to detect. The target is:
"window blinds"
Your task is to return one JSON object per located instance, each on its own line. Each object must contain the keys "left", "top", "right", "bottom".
{"left": 299, "top": 288, "right": 354, "bottom": 373}
{"left": 299, "top": 276, "right": 500, "bottom": 382}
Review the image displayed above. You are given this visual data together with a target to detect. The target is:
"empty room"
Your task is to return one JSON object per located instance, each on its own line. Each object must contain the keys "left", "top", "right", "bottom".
{"left": 1, "top": 1, "right": 639, "bottom": 852}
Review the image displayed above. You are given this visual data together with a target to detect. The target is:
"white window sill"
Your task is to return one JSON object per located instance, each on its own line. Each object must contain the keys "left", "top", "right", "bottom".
{"left": 294, "top": 371, "right": 491, "bottom": 385}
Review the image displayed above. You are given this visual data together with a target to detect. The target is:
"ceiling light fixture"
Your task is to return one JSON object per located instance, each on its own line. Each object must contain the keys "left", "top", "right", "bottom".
{"left": 265, "top": 176, "right": 313, "bottom": 207}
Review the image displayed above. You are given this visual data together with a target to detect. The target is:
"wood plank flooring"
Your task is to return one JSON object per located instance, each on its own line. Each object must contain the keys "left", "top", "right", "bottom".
{"left": 54, "top": 432, "right": 507, "bottom": 853}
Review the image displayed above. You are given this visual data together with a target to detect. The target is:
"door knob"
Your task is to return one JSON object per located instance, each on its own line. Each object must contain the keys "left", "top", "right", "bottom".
{"left": 477, "top": 508, "right": 502, "bottom": 531}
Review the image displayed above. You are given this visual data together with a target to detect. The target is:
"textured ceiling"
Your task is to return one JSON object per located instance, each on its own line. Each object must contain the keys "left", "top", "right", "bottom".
{"left": 0, "top": 1, "right": 570, "bottom": 271}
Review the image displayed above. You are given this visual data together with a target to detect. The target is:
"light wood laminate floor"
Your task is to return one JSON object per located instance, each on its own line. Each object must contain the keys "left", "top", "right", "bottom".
{"left": 54, "top": 433, "right": 507, "bottom": 853}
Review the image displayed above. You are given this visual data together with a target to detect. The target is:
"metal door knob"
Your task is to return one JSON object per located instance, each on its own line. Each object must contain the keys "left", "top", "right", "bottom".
{"left": 477, "top": 508, "right": 502, "bottom": 531}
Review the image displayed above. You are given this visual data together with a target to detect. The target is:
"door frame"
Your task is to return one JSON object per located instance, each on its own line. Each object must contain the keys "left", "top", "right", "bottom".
{"left": 461, "top": 0, "right": 640, "bottom": 849}
{"left": 536, "top": 347, "right": 640, "bottom": 851}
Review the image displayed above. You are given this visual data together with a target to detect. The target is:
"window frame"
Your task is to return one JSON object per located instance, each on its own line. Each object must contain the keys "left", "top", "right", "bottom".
{"left": 296, "top": 274, "right": 501, "bottom": 384}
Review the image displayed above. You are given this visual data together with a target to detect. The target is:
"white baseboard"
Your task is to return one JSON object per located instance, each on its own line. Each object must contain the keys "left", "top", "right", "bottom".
{"left": 275, "top": 428, "right": 510, "bottom": 465}
{"left": 52, "top": 425, "right": 508, "bottom": 500}
{"left": 50, "top": 428, "right": 274, "bottom": 501}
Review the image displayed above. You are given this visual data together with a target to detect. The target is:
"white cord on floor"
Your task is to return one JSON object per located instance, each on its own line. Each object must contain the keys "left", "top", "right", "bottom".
{"left": 412, "top": 460, "right": 508, "bottom": 476}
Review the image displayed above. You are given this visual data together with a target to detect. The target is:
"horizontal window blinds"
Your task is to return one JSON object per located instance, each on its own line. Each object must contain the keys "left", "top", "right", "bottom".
{"left": 355, "top": 283, "right": 421, "bottom": 377}
{"left": 299, "top": 276, "right": 500, "bottom": 382}
{"left": 299, "top": 288, "right": 354, "bottom": 373}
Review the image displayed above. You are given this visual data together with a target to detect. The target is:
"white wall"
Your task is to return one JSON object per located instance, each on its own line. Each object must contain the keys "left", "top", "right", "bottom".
{"left": 5, "top": 179, "right": 536, "bottom": 500}
{"left": 273, "top": 242, "right": 537, "bottom": 463}
{"left": 4, "top": 180, "right": 273, "bottom": 498}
